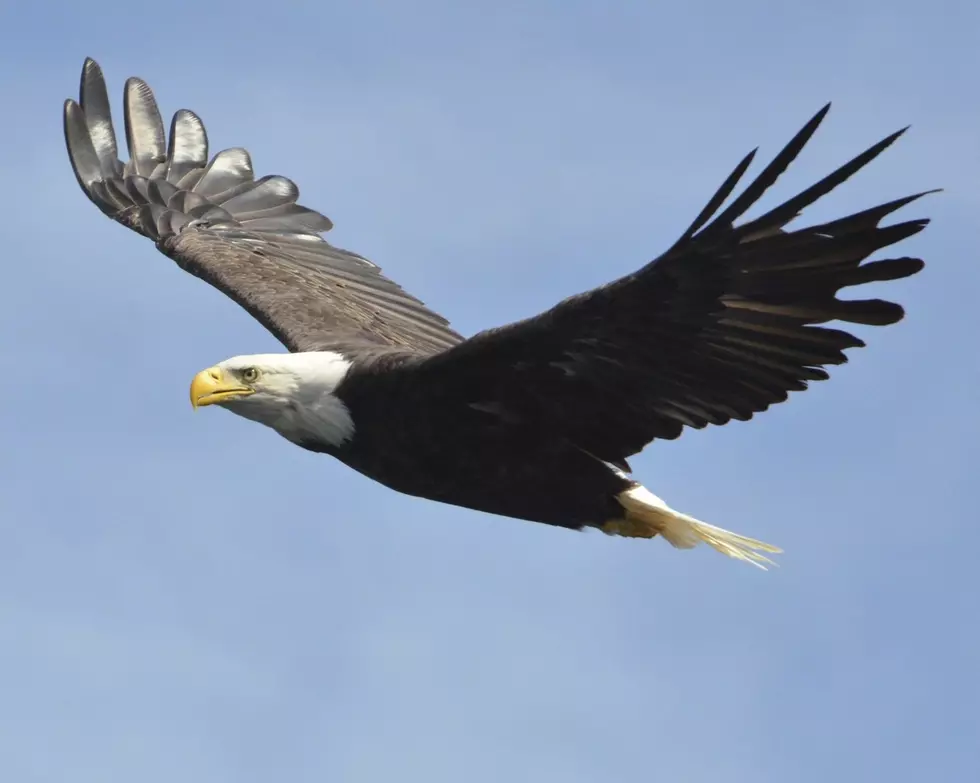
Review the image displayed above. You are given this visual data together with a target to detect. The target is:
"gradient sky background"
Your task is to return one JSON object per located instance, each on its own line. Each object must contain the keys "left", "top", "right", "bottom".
{"left": 1, "top": 1, "right": 978, "bottom": 781}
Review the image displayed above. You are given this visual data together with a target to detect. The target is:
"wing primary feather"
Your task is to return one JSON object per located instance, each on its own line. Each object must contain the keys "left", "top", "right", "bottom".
{"left": 191, "top": 148, "right": 254, "bottom": 198}
{"left": 79, "top": 58, "right": 120, "bottom": 178}
{"left": 697, "top": 103, "right": 832, "bottom": 240}
{"left": 671, "top": 148, "right": 758, "bottom": 247}
{"left": 123, "top": 77, "right": 166, "bottom": 178}
{"left": 165, "top": 109, "right": 208, "bottom": 184}
{"left": 736, "top": 218, "right": 928, "bottom": 275}
{"left": 63, "top": 100, "right": 106, "bottom": 206}
{"left": 217, "top": 175, "right": 298, "bottom": 214}
{"left": 236, "top": 209, "right": 334, "bottom": 234}
{"left": 807, "top": 190, "right": 940, "bottom": 238}
{"left": 736, "top": 126, "right": 911, "bottom": 240}
{"left": 175, "top": 168, "right": 206, "bottom": 191}
{"left": 839, "top": 256, "right": 925, "bottom": 286}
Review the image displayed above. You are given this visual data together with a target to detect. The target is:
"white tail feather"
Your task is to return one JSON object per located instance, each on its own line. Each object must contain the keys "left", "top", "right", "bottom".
{"left": 613, "top": 484, "right": 782, "bottom": 570}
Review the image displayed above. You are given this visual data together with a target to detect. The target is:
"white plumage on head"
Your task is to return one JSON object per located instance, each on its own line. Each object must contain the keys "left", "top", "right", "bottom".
{"left": 211, "top": 351, "right": 356, "bottom": 447}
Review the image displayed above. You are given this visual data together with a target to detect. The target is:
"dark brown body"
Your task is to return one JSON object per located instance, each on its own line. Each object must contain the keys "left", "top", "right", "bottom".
{"left": 307, "top": 355, "right": 634, "bottom": 530}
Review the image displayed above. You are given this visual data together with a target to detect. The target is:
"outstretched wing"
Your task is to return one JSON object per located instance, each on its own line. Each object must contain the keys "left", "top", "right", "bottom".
{"left": 415, "top": 105, "right": 932, "bottom": 469}
{"left": 64, "top": 58, "right": 463, "bottom": 355}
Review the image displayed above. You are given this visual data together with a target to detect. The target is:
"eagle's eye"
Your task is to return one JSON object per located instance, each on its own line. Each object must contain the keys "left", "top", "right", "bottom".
{"left": 241, "top": 367, "right": 260, "bottom": 383}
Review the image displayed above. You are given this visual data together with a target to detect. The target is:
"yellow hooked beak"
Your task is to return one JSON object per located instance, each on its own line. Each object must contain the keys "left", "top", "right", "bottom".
{"left": 190, "top": 366, "right": 255, "bottom": 410}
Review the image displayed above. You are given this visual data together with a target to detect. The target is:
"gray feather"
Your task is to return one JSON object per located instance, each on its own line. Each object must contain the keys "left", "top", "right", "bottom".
{"left": 64, "top": 100, "right": 103, "bottom": 192}
{"left": 174, "top": 168, "right": 206, "bottom": 191}
{"left": 165, "top": 109, "right": 208, "bottom": 184}
{"left": 192, "top": 148, "right": 253, "bottom": 198}
{"left": 79, "top": 58, "right": 120, "bottom": 178}
{"left": 219, "top": 175, "right": 297, "bottom": 214}
{"left": 65, "top": 58, "right": 462, "bottom": 355}
{"left": 123, "top": 77, "right": 166, "bottom": 178}
{"left": 236, "top": 208, "right": 334, "bottom": 234}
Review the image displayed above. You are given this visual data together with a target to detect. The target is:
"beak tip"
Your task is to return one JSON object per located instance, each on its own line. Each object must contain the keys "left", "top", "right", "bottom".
{"left": 189, "top": 366, "right": 252, "bottom": 409}
{"left": 189, "top": 367, "right": 212, "bottom": 411}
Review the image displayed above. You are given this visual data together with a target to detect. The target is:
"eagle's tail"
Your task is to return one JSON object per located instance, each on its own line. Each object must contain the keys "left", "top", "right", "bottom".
{"left": 605, "top": 483, "right": 782, "bottom": 570}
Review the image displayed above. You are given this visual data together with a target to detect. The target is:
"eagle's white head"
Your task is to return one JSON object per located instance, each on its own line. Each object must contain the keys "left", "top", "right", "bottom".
{"left": 189, "top": 351, "right": 355, "bottom": 447}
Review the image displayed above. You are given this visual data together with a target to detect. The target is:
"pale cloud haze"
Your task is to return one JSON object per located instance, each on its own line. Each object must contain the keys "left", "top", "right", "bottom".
{"left": 0, "top": 1, "right": 977, "bottom": 781}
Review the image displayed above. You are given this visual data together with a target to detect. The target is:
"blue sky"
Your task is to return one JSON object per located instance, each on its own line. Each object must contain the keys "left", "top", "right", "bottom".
{"left": 1, "top": 1, "right": 977, "bottom": 780}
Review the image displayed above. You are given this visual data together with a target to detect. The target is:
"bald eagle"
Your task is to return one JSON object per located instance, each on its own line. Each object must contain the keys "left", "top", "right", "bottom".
{"left": 64, "top": 58, "right": 932, "bottom": 569}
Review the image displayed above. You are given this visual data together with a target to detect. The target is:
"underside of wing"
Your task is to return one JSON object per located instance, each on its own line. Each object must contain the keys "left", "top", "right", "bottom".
{"left": 64, "top": 58, "right": 463, "bottom": 354}
{"left": 417, "top": 104, "right": 932, "bottom": 468}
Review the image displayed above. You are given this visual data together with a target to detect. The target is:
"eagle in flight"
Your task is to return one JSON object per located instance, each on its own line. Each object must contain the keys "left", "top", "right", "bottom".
{"left": 64, "top": 58, "right": 932, "bottom": 569}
